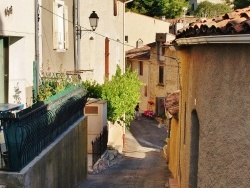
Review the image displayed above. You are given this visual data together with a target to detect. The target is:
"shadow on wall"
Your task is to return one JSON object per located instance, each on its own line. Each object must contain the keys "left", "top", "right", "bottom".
{"left": 0, "top": 13, "right": 3, "bottom": 34}
{"left": 189, "top": 109, "right": 200, "bottom": 188}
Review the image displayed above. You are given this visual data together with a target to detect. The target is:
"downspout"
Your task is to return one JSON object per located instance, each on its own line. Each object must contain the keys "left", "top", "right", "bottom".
{"left": 34, "top": 0, "right": 39, "bottom": 102}
{"left": 73, "top": 0, "right": 77, "bottom": 71}
{"left": 74, "top": 0, "right": 80, "bottom": 71}
{"left": 122, "top": 0, "right": 133, "bottom": 148}
{"left": 77, "top": 0, "right": 80, "bottom": 71}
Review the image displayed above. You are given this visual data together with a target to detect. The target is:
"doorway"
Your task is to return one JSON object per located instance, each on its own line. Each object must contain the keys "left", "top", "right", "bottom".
{"left": 0, "top": 37, "right": 8, "bottom": 103}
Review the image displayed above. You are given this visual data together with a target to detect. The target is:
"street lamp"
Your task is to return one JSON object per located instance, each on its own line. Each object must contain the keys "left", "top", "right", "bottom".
{"left": 76, "top": 11, "right": 99, "bottom": 39}
{"left": 89, "top": 11, "right": 99, "bottom": 31}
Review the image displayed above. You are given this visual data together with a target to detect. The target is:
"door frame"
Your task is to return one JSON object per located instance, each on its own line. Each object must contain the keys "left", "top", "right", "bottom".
{"left": 0, "top": 37, "right": 9, "bottom": 103}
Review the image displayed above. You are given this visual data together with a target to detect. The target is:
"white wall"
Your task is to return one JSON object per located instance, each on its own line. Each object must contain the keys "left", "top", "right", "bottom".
{"left": 125, "top": 12, "right": 170, "bottom": 51}
{"left": 79, "top": 0, "right": 125, "bottom": 83}
{"left": 0, "top": 0, "right": 35, "bottom": 106}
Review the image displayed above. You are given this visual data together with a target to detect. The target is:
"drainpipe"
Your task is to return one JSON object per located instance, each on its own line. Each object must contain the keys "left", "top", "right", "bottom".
{"left": 122, "top": 0, "right": 133, "bottom": 148}
{"left": 34, "top": 0, "right": 39, "bottom": 102}
{"left": 73, "top": 0, "right": 77, "bottom": 71}
{"left": 74, "top": 0, "right": 80, "bottom": 71}
{"left": 77, "top": 0, "right": 80, "bottom": 71}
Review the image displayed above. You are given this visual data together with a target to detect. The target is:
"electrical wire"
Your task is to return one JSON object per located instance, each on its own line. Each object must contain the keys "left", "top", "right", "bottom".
{"left": 39, "top": 4, "right": 135, "bottom": 48}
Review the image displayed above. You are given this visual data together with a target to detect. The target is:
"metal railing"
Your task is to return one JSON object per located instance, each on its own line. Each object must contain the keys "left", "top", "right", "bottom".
{"left": 92, "top": 126, "right": 108, "bottom": 166}
{"left": 0, "top": 85, "right": 87, "bottom": 171}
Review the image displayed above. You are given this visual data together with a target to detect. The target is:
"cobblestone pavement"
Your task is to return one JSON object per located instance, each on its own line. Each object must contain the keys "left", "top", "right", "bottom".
{"left": 76, "top": 116, "right": 171, "bottom": 188}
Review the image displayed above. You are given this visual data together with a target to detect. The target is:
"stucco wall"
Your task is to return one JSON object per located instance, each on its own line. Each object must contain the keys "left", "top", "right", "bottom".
{"left": 41, "top": 0, "right": 75, "bottom": 73}
{"left": 149, "top": 47, "right": 180, "bottom": 112}
{"left": 179, "top": 44, "right": 250, "bottom": 188}
{"left": 79, "top": 0, "right": 125, "bottom": 83}
{"left": 0, "top": 117, "right": 88, "bottom": 188}
{"left": 125, "top": 12, "right": 170, "bottom": 51}
{"left": 0, "top": 0, "right": 35, "bottom": 106}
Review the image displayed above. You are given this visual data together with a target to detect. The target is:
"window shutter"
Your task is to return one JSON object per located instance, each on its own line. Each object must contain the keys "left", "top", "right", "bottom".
{"left": 139, "top": 61, "right": 143, "bottom": 75}
{"left": 144, "top": 85, "right": 147, "bottom": 97}
{"left": 64, "top": 5, "right": 69, "bottom": 49}
{"left": 53, "top": 2, "right": 59, "bottom": 49}
{"left": 105, "top": 37, "right": 110, "bottom": 79}
{"left": 113, "top": 0, "right": 117, "bottom": 16}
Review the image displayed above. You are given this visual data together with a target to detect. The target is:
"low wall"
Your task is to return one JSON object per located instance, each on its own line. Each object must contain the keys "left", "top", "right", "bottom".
{"left": 0, "top": 116, "right": 87, "bottom": 188}
{"left": 107, "top": 121, "right": 124, "bottom": 153}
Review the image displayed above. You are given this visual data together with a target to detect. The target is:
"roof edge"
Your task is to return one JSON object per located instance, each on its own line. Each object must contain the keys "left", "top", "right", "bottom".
{"left": 175, "top": 34, "right": 250, "bottom": 45}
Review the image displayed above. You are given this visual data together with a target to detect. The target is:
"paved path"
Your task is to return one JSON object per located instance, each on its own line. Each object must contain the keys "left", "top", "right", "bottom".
{"left": 76, "top": 116, "right": 171, "bottom": 188}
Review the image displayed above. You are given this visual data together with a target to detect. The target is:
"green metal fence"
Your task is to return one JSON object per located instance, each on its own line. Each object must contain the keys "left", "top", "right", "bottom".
{"left": 0, "top": 85, "right": 87, "bottom": 171}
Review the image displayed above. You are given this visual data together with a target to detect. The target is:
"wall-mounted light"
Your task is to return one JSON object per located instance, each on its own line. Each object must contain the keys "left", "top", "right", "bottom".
{"left": 5, "top": 6, "right": 13, "bottom": 16}
{"left": 76, "top": 11, "right": 99, "bottom": 39}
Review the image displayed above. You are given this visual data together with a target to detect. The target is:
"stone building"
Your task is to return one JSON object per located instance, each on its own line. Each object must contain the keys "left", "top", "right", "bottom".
{"left": 126, "top": 33, "right": 179, "bottom": 117}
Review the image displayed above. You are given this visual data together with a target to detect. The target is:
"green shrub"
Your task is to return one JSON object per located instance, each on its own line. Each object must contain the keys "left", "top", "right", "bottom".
{"left": 102, "top": 65, "right": 143, "bottom": 127}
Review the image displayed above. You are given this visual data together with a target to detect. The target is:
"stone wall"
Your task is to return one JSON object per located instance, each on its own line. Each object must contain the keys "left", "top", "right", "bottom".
{"left": 0, "top": 117, "right": 87, "bottom": 188}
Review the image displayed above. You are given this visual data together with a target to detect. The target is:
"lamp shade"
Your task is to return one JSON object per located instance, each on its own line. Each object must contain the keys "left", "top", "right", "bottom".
{"left": 89, "top": 11, "right": 99, "bottom": 31}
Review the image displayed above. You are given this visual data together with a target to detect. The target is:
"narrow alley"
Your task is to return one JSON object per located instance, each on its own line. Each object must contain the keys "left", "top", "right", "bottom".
{"left": 77, "top": 116, "right": 172, "bottom": 188}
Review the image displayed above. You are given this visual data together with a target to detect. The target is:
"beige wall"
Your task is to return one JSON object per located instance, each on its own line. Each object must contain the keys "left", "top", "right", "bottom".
{"left": 149, "top": 47, "right": 180, "bottom": 102}
{"left": 41, "top": 0, "right": 75, "bottom": 73}
{"left": 0, "top": 0, "right": 35, "bottom": 106}
{"left": 125, "top": 12, "right": 170, "bottom": 51}
{"left": 79, "top": 0, "right": 125, "bottom": 83}
{"left": 178, "top": 44, "right": 250, "bottom": 188}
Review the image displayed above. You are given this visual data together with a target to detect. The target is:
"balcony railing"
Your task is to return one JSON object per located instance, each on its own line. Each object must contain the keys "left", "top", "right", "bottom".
{"left": 0, "top": 85, "right": 87, "bottom": 171}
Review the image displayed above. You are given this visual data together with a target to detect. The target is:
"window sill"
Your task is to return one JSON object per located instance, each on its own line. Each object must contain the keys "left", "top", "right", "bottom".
{"left": 55, "top": 49, "right": 67, "bottom": 53}
{"left": 157, "top": 83, "right": 164, "bottom": 87}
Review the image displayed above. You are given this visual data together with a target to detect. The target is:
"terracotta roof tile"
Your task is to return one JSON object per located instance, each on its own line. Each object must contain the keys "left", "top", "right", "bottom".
{"left": 126, "top": 45, "right": 151, "bottom": 60}
{"left": 176, "top": 6, "right": 250, "bottom": 39}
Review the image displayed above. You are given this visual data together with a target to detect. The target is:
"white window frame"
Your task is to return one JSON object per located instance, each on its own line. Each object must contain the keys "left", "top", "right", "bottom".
{"left": 53, "top": 0, "right": 69, "bottom": 52}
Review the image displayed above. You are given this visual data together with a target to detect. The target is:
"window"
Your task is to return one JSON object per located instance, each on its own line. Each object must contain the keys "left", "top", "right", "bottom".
{"left": 144, "top": 85, "right": 147, "bottom": 97}
{"left": 139, "top": 61, "right": 143, "bottom": 75}
{"left": 125, "top": 36, "right": 128, "bottom": 43}
{"left": 157, "top": 41, "right": 165, "bottom": 61}
{"left": 53, "top": 0, "right": 68, "bottom": 51}
{"left": 113, "top": 0, "right": 117, "bottom": 16}
{"left": 191, "top": 3, "right": 195, "bottom": 11}
{"left": 159, "top": 66, "right": 164, "bottom": 85}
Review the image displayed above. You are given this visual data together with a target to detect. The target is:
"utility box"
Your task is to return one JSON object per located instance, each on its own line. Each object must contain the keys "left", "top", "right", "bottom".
{"left": 84, "top": 99, "right": 107, "bottom": 153}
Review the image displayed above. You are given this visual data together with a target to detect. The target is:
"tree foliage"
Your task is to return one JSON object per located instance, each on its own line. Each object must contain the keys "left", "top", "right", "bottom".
{"left": 101, "top": 65, "right": 143, "bottom": 127}
{"left": 126, "top": 0, "right": 189, "bottom": 18}
{"left": 195, "top": 1, "right": 231, "bottom": 18}
{"left": 82, "top": 80, "right": 103, "bottom": 99}
{"left": 234, "top": 0, "right": 250, "bottom": 9}
{"left": 165, "top": 0, "right": 189, "bottom": 18}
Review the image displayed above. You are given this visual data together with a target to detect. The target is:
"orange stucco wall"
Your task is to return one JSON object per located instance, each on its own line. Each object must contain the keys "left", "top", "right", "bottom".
{"left": 168, "top": 118, "right": 180, "bottom": 180}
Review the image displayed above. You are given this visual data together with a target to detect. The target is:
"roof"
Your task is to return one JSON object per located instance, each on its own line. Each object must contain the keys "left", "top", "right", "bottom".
{"left": 125, "top": 45, "right": 151, "bottom": 60}
{"left": 176, "top": 7, "right": 250, "bottom": 39}
{"left": 125, "top": 42, "right": 157, "bottom": 60}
